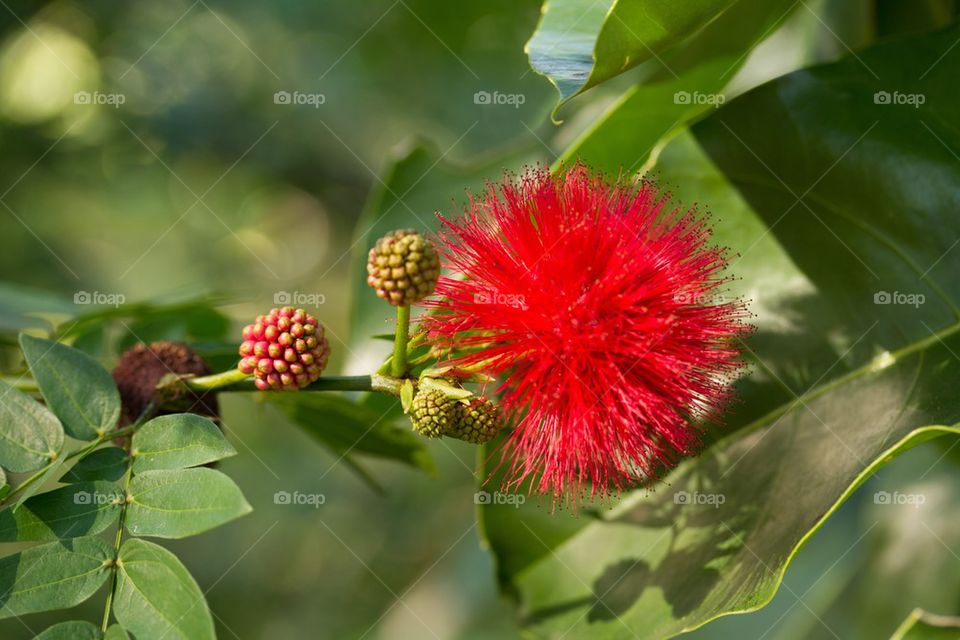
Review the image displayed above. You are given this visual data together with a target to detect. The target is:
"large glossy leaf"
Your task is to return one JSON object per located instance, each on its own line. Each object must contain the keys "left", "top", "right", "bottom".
{"left": 558, "top": 0, "right": 799, "bottom": 172}
{"left": 483, "top": 25, "right": 960, "bottom": 639}
{"left": 0, "top": 380, "right": 64, "bottom": 472}
{"left": 20, "top": 334, "right": 120, "bottom": 440}
{"left": 0, "top": 481, "right": 122, "bottom": 541}
{"left": 34, "top": 620, "right": 101, "bottom": 640}
{"left": 113, "top": 538, "right": 214, "bottom": 640}
{"left": 527, "top": 0, "right": 763, "bottom": 105}
{"left": 126, "top": 467, "right": 251, "bottom": 538}
{"left": 0, "top": 536, "right": 112, "bottom": 618}
{"left": 131, "top": 413, "right": 236, "bottom": 473}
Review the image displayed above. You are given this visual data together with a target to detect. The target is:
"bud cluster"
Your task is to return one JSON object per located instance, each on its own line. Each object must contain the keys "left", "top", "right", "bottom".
{"left": 409, "top": 389, "right": 501, "bottom": 444}
{"left": 366, "top": 229, "right": 440, "bottom": 305}
{"left": 238, "top": 307, "right": 331, "bottom": 391}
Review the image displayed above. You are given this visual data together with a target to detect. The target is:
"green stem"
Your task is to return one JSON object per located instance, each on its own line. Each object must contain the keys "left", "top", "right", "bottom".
{"left": 391, "top": 305, "right": 411, "bottom": 378}
{"left": 101, "top": 452, "right": 133, "bottom": 632}
{"left": 176, "top": 373, "right": 402, "bottom": 396}
{"left": 181, "top": 368, "right": 249, "bottom": 391}
{"left": 101, "top": 405, "right": 153, "bottom": 633}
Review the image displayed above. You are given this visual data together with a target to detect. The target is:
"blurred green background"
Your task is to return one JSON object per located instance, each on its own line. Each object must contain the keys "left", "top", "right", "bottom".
{"left": 0, "top": 1, "right": 957, "bottom": 638}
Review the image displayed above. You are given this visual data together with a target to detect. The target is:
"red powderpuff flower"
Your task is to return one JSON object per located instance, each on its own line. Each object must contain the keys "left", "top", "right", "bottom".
{"left": 423, "top": 165, "right": 750, "bottom": 502}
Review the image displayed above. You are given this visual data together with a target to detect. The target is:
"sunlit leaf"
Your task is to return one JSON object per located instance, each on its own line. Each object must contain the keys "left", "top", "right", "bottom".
{"left": 20, "top": 334, "right": 120, "bottom": 440}
{"left": 113, "top": 538, "right": 214, "bottom": 640}
{"left": 126, "top": 467, "right": 251, "bottom": 539}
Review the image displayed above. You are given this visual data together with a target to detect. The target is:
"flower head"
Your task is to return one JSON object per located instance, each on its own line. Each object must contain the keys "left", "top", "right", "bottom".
{"left": 367, "top": 229, "right": 441, "bottom": 305}
{"left": 423, "top": 165, "right": 750, "bottom": 501}
{"left": 238, "top": 307, "right": 331, "bottom": 391}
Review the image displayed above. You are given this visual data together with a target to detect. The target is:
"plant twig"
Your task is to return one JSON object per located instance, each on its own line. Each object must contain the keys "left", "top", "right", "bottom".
{"left": 391, "top": 305, "right": 411, "bottom": 378}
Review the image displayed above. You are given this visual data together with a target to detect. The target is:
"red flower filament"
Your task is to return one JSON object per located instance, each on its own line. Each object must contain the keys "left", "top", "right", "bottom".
{"left": 424, "top": 165, "right": 750, "bottom": 501}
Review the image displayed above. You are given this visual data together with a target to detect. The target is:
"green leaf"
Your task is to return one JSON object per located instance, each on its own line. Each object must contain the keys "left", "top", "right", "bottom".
{"left": 0, "top": 536, "right": 112, "bottom": 618}
{"left": 20, "top": 334, "right": 120, "bottom": 440}
{"left": 0, "top": 467, "right": 8, "bottom": 501}
{"left": 892, "top": 610, "right": 960, "bottom": 640}
{"left": 126, "top": 467, "right": 251, "bottom": 539}
{"left": 484, "top": 25, "right": 960, "bottom": 638}
{"left": 0, "top": 480, "right": 122, "bottom": 541}
{"left": 0, "top": 379, "right": 64, "bottom": 472}
{"left": 34, "top": 620, "right": 102, "bottom": 639}
{"left": 557, "top": 0, "right": 800, "bottom": 172}
{"left": 527, "top": 0, "right": 775, "bottom": 106}
{"left": 114, "top": 538, "right": 214, "bottom": 640}
{"left": 103, "top": 625, "right": 131, "bottom": 640}
{"left": 63, "top": 447, "right": 128, "bottom": 483}
{"left": 268, "top": 393, "right": 434, "bottom": 475}
{"left": 131, "top": 413, "right": 236, "bottom": 472}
